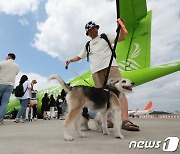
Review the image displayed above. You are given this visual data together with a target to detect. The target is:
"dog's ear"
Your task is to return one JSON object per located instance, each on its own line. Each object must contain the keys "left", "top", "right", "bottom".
{"left": 108, "top": 78, "right": 120, "bottom": 86}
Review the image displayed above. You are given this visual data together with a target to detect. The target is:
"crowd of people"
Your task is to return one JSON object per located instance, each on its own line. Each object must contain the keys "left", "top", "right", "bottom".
{"left": 41, "top": 90, "right": 67, "bottom": 120}
{"left": 0, "top": 53, "right": 67, "bottom": 124}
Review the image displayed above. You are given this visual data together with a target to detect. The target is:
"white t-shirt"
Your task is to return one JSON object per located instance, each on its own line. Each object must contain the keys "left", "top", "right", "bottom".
{"left": 0, "top": 59, "right": 19, "bottom": 86}
{"left": 19, "top": 80, "right": 31, "bottom": 99}
{"left": 78, "top": 33, "right": 118, "bottom": 74}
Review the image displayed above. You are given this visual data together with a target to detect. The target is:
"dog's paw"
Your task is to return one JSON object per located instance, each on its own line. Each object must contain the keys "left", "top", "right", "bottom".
{"left": 115, "top": 134, "right": 124, "bottom": 139}
{"left": 120, "top": 134, "right": 124, "bottom": 139}
{"left": 81, "top": 127, "right": 90, "bottom": 131}
{"left": 79, "top": 132, "right": 87, "bottom": 138}
{"left": 103, "top": 130, "right": 110, "bottom": 135}
{"left": 64, "top": 135, "right": 74, "bottom": 141}
{"left": 81, "top": 127, "right": 86, "bottom": 131}
{"left": 98, "top": 128, "right": 103, "bottom": 133}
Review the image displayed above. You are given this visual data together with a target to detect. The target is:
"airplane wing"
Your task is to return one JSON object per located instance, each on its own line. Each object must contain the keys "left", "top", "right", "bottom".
{"left": 122, "top": 62, "right": 180, "bottom": 86}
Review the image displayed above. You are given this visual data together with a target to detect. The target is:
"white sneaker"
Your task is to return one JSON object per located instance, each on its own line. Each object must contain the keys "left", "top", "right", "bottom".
{"left": 60, "top": 117, "right": 65, "bottom": 120}
{"left": 19, "top": 118, "right": 25, "bottom": 123}
{"left": 34, "top": 118, "right": 37, "bottom": 121}
{"left": 14, "top": 118, "right": 20, "bottom": 123}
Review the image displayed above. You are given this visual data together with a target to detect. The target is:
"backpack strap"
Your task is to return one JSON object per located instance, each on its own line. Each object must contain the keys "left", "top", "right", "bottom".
{"left": 85, "top": 41, "right": 90, "bottom": 61}
{"left": 23, "top": 86, "right": 28, "bottom": 95}
{"left": 100, "top": 33, "right": 116, "bottom": 59}
{"left": 85, "top": 33, "right": 116, "bottom": 62}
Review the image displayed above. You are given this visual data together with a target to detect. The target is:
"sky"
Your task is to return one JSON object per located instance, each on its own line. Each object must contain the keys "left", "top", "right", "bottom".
{"left": 0, "top": 0, "right": 179, "bottom": 112}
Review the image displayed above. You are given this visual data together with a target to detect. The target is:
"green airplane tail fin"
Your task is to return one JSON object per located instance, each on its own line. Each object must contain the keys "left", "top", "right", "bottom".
{"left": 116, "top": 0, "right": 151, "bottom": 71}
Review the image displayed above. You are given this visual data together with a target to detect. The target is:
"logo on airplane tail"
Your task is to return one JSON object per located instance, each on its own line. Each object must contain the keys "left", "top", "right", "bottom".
{"left": 144, "top": 101, "right": 152, "bottom": 110}
{"left": 130, "top": 43, "right": 140, "bottom": 59}
{"left": 118, "top": 43, "right": 141, "bottom": 71}
{"left": 118, "top": 43, "right": 179, "bottom": 71}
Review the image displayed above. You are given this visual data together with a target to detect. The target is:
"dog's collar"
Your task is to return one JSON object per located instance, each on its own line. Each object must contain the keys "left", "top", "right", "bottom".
{"left": 104, "top": 84, "right": 120, "bottom": 98}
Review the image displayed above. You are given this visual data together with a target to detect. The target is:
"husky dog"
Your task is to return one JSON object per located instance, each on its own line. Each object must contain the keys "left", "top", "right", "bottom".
{"left": 48, "top": 74, "right": 134, "bottom": 141}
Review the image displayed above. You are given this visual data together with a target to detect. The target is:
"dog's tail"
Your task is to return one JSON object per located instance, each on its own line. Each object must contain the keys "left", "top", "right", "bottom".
{"left": 48, "top": 74, "right": 71, "bottom": 92}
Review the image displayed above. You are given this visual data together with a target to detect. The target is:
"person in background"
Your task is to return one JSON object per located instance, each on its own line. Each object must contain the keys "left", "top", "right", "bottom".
{"left": 49, "top": 94, "right": 56, "bottom": 119}
{"left": 41, "top": 93, "right": 50, "bottom": 120}
{"left": 60, "top": 88, "right": 68, "bottom": 119}
{"left": 56, "top": 95, "right": 62, "bottom": 119}
{"left": 14, "top": 75, "right": 31, "bottom": 123}
{"left": 25, "top": 79, "right": 37, "bottom": 121}
{"left": 30, "top": 80, "right": 38, "bottom": 120}
{"left": 60, "top": 89, "right": 67, "bottom": 103}
{"left": 0, "top": 53, "right": 19, "bottom": 125}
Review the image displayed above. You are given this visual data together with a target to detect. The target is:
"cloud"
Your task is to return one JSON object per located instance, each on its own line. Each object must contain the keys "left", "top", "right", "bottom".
{"left": 33, "top": 0, "right": 116, "bottom": 60}
{"left": 0, "top": 0, "right": 40, "bottom": 16}
{"left": 19, "top": 18, "right": 29, "bottom": 26}
{"left": 33, "top": 0, "right": 180, "bottom": 65}
{"left": 147, "top": 0, "right": 180, "bottom": 66}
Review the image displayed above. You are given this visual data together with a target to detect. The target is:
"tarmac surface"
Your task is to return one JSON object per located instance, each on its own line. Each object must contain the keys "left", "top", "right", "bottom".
{"left": 0, "top": 118, "right": 179, "bottom": 154}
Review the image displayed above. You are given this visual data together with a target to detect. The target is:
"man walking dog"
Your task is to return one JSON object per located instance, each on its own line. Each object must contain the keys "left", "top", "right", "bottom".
{"left": 66, "top": 21, "right": 139, "bottom": 131}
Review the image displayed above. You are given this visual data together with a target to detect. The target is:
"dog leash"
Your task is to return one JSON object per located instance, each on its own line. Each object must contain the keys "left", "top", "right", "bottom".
{"left": 103, "top": 0, "right": 128, "bottom": 87}
{"left": 65, "top": 66, "right": 93, "bottom": 87}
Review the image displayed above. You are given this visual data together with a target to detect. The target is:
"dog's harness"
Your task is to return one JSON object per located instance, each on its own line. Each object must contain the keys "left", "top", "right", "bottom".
{"left": 104, "top": 84, "right": 120, "bottom": 98}
{"left": 104, "top": 85, "right": 120, "bottom": 109}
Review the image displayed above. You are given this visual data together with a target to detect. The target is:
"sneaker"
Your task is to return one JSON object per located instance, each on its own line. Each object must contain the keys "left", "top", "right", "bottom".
{"left": 34, "top": 118, "right": 37, "bottom": 121}
{"left": 14, "top": 118, "right": 20, "bottom": 123}
{"left": 60, "top": 117, "right": 65, "bottom": 120}
{"left": 20, "top": 119, "right": 25, "bottom": 123}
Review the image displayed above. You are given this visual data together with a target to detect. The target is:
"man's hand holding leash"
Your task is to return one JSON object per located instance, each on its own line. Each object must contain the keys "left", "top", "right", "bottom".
{"left": 66, "top": 56, "right": 81, "bottom": 70}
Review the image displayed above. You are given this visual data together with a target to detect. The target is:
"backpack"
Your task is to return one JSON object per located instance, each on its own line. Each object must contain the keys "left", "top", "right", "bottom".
{"left": 14, "top": 83, "right": 28, "bottom": 97}
{"left": 85, "top": 33, "right": 116, "bottom": 61}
